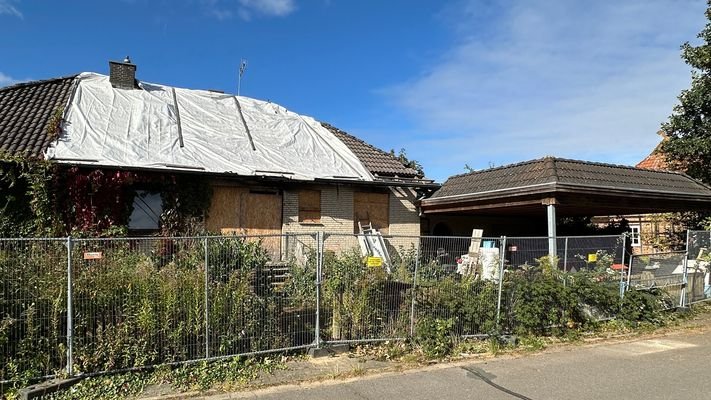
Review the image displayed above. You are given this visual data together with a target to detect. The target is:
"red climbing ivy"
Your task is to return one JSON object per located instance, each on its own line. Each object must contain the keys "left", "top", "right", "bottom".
{"left": 0, "top": 156, "right": 212, "bottom": 237}
{"left": 62, "top": 167, "right": 137, "bottom": 234}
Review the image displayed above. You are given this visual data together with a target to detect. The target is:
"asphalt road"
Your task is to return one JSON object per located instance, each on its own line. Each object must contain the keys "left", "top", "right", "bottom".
{"left": 230, "top": 330, "right": 711, "bottom": 400}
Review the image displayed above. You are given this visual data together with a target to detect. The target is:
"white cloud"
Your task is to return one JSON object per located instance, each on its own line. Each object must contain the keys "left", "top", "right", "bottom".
{"left": 238, "top": 0, "right": 295, "bottom": 17}
{"left": 0, "top": 0, "right": 22, "bottom": 18}
{"left": 202, "top": 0, "right": 296, "bottom": 20}
{"left": 383, "top": 0, "right": 707, "bottom": 181}
{"left": 0, "top": 72, "right": 19, "bottom": 87}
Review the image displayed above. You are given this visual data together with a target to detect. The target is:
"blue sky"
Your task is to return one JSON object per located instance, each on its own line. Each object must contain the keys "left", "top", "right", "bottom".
{"left": 0, "top": 0, "right": 707, "bottom": 182}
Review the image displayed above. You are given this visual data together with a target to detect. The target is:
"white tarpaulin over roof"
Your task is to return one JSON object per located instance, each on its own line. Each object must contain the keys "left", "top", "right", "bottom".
{"left": 47, "top": 73, "right": 373, "bottom": 181}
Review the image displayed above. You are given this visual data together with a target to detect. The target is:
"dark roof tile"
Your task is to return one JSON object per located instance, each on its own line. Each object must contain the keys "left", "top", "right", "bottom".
{"left": 431, "top": 157, "right": 711, "bottom": 199}
{"left": 0, "top": 75, "right": 77, "bottom": 158}
{"left": 321, "top": 122, "right": 421, "bottom": 179}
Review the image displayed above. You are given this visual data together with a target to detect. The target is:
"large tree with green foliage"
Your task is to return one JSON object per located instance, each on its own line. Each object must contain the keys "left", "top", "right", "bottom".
{"left": 662, "top": 1, "right": 711, "bottom": 183}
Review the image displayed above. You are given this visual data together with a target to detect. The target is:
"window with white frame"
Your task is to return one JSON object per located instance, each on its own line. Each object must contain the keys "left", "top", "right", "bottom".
{"left": 629, "top": 224, "right": 641, "bottom": 247}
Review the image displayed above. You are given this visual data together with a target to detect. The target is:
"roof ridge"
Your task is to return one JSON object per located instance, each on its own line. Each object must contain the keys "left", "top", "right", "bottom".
{"left": 546, "top": 156, "right": 559, "bottom": 182}
{"left": 0, "top": 74, "right": 78, "bottom": 93}
{"left": 445, "top": 157, "right": 547, "bottom": 181}
{"left": 444, "top": 156, "right": 695, "bottom": 185}
{"left": 552, "top": 156, "right": 689, "bottom": 177}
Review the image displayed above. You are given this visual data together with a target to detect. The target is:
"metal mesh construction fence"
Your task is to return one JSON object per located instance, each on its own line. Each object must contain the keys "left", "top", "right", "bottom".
{"left": 627, "top": 252, "right": 686, "bottom": 310}
{"left": 685, "top": 230, "right": 711, "bottom": 304}
{"left": 0, "top": 238, "right": 68, "bottom": 383}
{"left": 4, "top": 231, "right": 704, "bottom": 389}
{"left": 1, "top": 234, "right": 320, "bottom": 389}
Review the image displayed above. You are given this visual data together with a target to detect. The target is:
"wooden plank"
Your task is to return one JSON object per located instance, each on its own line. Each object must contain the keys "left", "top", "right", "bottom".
{"left": 205, "top": 186, "right": 246, "bottom": 233}
{"left": 354, "top": 191, "right": 389, "bottom": 234}
{"left": 241, "top": 191, "right": 282, "bottom": 258}
{"left": 299, "top": 190, "right": 321, "bottom": 223}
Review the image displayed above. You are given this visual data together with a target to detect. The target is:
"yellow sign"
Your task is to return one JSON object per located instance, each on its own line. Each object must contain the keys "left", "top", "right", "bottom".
{"left": 367, "top": 257, "right": 383, "bottom": 267}
{"left": 587, "top": 253, "right": 598, "bottom": 262}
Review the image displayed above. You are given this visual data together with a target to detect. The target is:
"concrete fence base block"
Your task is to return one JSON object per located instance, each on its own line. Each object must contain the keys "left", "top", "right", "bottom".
{"left": 18, "top": 377, "right": 83, "bottom": 400}
{"left": 308, "top": 344, "right": 350, "bottom": 358}
{"left": 676, "top": 306, "right": 692, "bottom": 314}
{"left": 499, "top": 335, "right": 519, "bottom": 346}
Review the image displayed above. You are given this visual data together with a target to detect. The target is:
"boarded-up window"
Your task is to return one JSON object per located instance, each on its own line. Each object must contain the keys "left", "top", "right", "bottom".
{"left": 299, "top": 190, "right": 321, "bottom": 223}
{"left": 354, "top": 192, "right": 389, "bottom": 234}
{"left": 206, "top": 186, "right": 246, "bottom": 233}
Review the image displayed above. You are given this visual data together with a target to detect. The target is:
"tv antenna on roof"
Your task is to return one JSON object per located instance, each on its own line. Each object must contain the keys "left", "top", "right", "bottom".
{"left": 238, "top": 59, "right": 247, "bottom": 96}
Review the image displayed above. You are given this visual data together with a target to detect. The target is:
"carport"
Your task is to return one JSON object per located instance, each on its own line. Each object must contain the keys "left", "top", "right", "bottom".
{"left": 421, "top": 157, "right": 711, "bottom": 256}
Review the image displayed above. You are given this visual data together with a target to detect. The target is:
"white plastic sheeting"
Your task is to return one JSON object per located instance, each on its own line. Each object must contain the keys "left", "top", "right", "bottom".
{"left": 47, "top": 73, "right": 373, "bottom": 181}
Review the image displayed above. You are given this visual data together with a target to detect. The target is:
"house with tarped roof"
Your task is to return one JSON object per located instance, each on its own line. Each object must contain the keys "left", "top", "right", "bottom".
{"left": 0, "top": 58, "right": 437, "bottom": 256}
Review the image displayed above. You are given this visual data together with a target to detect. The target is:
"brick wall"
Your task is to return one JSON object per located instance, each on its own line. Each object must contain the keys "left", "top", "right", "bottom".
{"left": 109, "top": 61, "right": 136, "bottom": 89}
{"left": 282, "top": 185, "right": 421, "bottom": 255}
{"left": 283, "top": 185, "right": 357, "bottom": 253}
{"left": 386, "top": 186, "right": 421, "bottom": 251}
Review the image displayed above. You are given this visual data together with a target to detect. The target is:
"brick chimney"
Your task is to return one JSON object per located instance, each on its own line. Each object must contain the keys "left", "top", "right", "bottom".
{"left": 109, "top": 56, "right": 137, "bottom": 89}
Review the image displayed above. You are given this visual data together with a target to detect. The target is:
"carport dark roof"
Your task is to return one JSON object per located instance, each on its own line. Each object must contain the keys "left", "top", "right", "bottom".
{"left": 423, "top": 157, "right": 711, "bottom": 216}
{"left": 0, "top": 77, "right": 425, "bottom": 182}
{"left": 0, "top": 76, "right": 77, "bottom": 158}
{"left": 430, "top": 157, "right": 711, "bottom": 199}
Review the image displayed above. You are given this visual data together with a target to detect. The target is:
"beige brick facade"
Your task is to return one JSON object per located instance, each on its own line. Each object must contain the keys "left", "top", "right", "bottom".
{"left": 282, "top": 185, "right": 421, "bottom": 255}
{"left": 205, "top": 181, "right": 423, "bottom": 260}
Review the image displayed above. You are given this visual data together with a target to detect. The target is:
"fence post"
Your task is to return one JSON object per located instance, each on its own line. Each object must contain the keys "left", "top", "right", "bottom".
{"left": 495, "top": 236, "right": 507, "bottom": 330}
{"left": 680, "top": 229, "right": 691, "bottom": 308}
{"left": 409, "top": 237, "right": 421, "bottom": 337}
{"left": 314, "top": 232, "right": 323, "bottom": 348}
{"left": 66, "top": 236, "right": 73, "bottom": 376}
{"left": 563, "top": 237, "right": 568, "bottom": 273}
{"left": 619, "top": 234, "right": 627, "bottom": 299}
{"left": 626, "top": 252, "right": 634, "bottom": 290}
{"left": 204, "top": 237, "right": 210, "bottom": 359}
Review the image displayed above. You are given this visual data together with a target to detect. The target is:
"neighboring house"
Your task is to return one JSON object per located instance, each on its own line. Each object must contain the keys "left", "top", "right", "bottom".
{"left": 598, "top": 131, "right": 681, "bottom": 254}
{"left": 0, "top": 59, "right": 436, "bottom": 257}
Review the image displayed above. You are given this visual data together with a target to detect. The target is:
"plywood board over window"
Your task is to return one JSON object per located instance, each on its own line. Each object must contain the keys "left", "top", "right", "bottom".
{"left": 299, "top": 190, "right": 321, "bottom": 223}
{"left": 206, "top": 186, "right": 246, "bottom": 233}
{"left": 206, "top": 187, "right": 283, "bottom": 259}
{"left": 241, "top": 191, "right": 283, "bottom": 259}
{"left": 354, "top": 192, "right": 389, "bottom": 234}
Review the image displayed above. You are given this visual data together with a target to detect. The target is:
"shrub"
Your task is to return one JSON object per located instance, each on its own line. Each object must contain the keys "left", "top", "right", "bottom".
{"left": 618, "top": 288, "right": 664, "bottom": 324}
{"left": 415, "top": 317, "right": 454, "bottom": 358}
{"left": 417, "top": 276, "right": 498, "bottom": 336}
{"left": 508, "top": 274, "right": 575, "bottom": 335}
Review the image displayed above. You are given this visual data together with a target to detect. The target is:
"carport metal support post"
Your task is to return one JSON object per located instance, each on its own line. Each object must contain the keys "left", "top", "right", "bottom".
{"left": 547, "top": 204, "right": 557, "bottom": 259}
{"left": 66, "top": 236, "right": 73, "bottom": 376}
{"left": 410, "top": 238, "right": 421, "bottom": 337}
{"left": 495, "top": 236, "right": 507, "bottom": 329}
